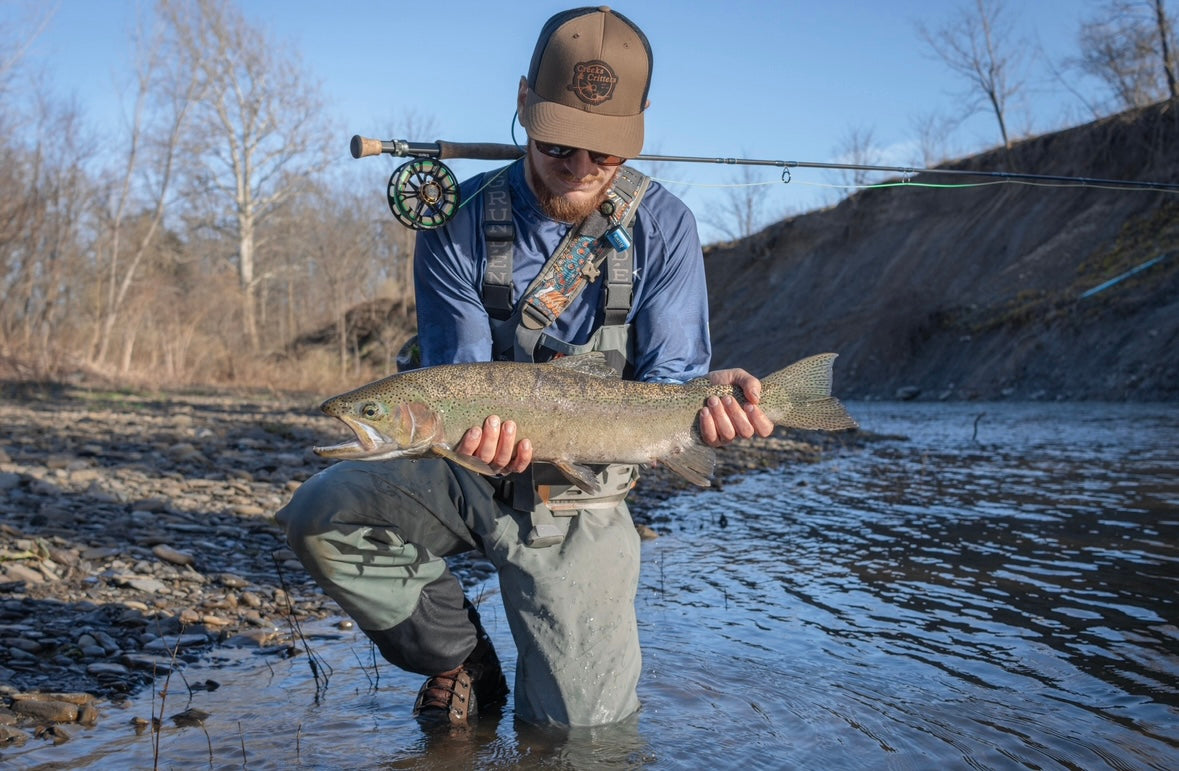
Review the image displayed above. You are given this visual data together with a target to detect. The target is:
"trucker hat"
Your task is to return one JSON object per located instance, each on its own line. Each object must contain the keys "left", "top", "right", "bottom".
{"left": 520, "top": 6, "right": 653, "bottom": 160}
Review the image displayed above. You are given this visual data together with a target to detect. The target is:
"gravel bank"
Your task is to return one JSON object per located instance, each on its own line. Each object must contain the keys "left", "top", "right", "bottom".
{"left": 0, "top": 383, "right": 858, "bottom": 750}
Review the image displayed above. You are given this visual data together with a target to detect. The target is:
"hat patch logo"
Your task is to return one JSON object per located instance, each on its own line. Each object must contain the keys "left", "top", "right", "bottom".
{"left": 567, "top": 60, "right": 617, "bottom": 105}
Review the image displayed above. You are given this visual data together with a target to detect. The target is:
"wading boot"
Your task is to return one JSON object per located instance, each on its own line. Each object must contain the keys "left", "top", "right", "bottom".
{"left": 413, "top": 610, "right": 508, "bottom": 729}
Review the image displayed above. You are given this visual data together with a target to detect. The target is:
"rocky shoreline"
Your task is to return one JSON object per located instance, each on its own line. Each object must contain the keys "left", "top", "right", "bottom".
{"left": 0, "top": 384, "right": 859, "bottom": 750}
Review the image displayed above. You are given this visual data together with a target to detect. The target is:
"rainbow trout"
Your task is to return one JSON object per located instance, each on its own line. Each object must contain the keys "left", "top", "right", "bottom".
{"left": 313, "top": 352, "right": 857, "bottom": 493}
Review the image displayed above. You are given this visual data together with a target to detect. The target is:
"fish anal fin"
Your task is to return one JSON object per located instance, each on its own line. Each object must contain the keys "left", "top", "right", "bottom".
{"left": 658, "top": 443, "right": 716, "bottom": 487}
{"left": 551, "top": 459, "right": 602, "bottom": 495}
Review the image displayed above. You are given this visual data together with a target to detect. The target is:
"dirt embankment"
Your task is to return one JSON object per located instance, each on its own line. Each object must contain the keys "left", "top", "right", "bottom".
{"left": 704, "top": 103, "right": 1179, "bottom": 401}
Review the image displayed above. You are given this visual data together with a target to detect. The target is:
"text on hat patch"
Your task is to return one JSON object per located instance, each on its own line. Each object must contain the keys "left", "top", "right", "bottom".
{"left": 567, "top": 60, "right": 618, "bottom": 105}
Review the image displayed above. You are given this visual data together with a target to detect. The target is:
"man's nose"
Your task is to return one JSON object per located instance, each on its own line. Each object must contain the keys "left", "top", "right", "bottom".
{"left": 564, "top": 149, "right": 600, "bottom": 176}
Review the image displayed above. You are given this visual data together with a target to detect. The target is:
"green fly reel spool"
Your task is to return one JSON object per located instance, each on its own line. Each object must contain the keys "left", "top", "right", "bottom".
{"left": 387, "top": 158, "right": 460, "bottom": 230}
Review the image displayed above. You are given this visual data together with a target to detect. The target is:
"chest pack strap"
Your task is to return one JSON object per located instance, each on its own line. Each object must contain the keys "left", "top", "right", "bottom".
{"left": 480, "top": 165, "right": 650, "bottom": 333}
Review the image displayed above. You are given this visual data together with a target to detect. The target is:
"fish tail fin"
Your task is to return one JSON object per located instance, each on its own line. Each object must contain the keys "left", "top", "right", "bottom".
{"left": 760, "top": 353, "right": 858, "bottom": 431}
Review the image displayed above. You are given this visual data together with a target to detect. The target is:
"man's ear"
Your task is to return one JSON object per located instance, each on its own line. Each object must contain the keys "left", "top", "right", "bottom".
{"left": 517, "top": 77, "right": 529, "bottom": 116}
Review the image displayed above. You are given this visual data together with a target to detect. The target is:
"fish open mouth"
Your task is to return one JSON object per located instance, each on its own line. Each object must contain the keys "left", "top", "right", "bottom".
{"left": 313, "top": 417, "right": 402, "bottom": 460}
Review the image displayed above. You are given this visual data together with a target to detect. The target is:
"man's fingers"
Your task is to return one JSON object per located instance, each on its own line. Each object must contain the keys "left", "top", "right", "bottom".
{"left": 458, "top": 426, "right": 483, "bottom": 456}
{"left": 493, "top": 420, "right": 517, "bottom": 468}
{"left": 747, "top": 403, "right": 775, "bottom": 437}
{"left": 474, "top": 416, "right": 502, "bottom": 464}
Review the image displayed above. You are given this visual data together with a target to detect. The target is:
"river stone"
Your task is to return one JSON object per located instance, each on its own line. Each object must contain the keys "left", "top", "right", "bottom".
{"left": 224, "top": 629, "right": 279, "bottom": 647}
{"left": 166, "top": 443, "right": 204, "bottom": 463}
{"left": 170, "top": 708, "right": 210, "bottom": 727}
{"left": 0, "top": 724, "right": 29, "bottom": 746}
{"left": 36, "top": 693, "right": 95, "bottom": 706}
{"left": 3, "top": 564, "right": 43, "bottom": 584}
{"left": 4, "top": 637, "right": 42, "bottom": 653}
{"left": 45, "top": 454, "right": 76, "bottom": 470}
{"left": 151, "top": 544, "right": 195, "bottom": 566}
{"left": 81, "top": 546, "right": 122, "bottom": 561}
{"left": 29, "top": 479, "right": 62, "bottom": 496}
{"left": 121, "top": 654, "right": 176, "bottom": 673}
{"left": 85, "top": 662, "right": 129, "bottom": 676}
{"left": 77, "top": 703, "right": 100, "bottom": 727}
{"left": 34, "top": 723, "right": 72, "bottom": 744}
{"left": 143, "top": 633, "right": 210, "bottom": 651}
{"left": 121, "top": 577, "right": 167, "bottom": 593}
{"left": 0, "top": 472, "right": 22, "bottom": 490}
{"left": 10, "top": 698, "right": 78, "bottom": 723}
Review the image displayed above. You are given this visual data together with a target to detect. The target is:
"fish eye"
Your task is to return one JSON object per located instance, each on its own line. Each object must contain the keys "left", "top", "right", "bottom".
{"left": 361, "top": 402, "right": 383, "bottom": 419}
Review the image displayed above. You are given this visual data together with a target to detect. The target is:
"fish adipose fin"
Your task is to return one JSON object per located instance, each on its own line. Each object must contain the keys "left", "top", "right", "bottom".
{"left": 658, "top": 442, "right": 716, "bottom": 487}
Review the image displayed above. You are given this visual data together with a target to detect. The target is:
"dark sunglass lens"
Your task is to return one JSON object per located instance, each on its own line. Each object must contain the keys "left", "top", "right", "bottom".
{"left": 536, "top": 141, "right": 624, "bottom": 166}
{"left": 536, "top": 141, "right": 573, "bottom": 158}
{"left": 590, "top": 152, "right": 625, "bottom": 166}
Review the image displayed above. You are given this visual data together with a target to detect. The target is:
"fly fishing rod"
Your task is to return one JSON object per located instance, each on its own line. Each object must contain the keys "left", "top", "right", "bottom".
{"left": 350, "top": 134, "right": 1179, "bottom": 230}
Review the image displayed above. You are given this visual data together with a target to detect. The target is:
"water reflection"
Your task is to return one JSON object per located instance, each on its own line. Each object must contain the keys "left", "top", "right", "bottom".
{"left": 5, "top": 403, "right": 1177, "bottom": 769}
{"left": 637, "top": 402, "right": 1179, "bottom": 769}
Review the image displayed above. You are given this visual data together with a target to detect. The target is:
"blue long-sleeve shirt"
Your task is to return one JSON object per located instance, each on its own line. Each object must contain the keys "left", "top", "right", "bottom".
{"left": 414, "top": 161, "right": 711, "bottom": 383}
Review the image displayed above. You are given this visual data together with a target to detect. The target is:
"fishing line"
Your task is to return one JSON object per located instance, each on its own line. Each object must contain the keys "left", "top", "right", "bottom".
{"left": 639, "top": 175, "right": 1174, "bottom": 195}
{"left": 354, "top": 123, "right": 1179, "bottom": 229}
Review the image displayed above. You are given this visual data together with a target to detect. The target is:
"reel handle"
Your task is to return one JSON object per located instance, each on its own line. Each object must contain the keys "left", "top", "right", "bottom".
{"left": 350, "top": 135, "right": 524, "bottom": 162}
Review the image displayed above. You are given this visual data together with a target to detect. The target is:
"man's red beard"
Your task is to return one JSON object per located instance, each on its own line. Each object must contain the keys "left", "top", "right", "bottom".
{"left": 527, "top": 162, "right": 617, "bottom": 223}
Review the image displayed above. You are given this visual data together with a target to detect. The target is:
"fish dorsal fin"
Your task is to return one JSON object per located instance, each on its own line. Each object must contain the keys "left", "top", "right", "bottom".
{"left": 547, "top": 352, "right": 617, "bottom": 378}
{"left": 658, "top": 442, "right": 716, "bottom": 487}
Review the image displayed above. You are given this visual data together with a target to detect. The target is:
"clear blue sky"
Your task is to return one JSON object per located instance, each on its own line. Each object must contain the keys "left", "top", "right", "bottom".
{"left": 22, "top": 0, "right": 1116, "bottom": 241}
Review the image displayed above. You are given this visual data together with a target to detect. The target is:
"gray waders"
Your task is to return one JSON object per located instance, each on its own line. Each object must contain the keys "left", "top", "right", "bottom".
{"left": 275, "top": 456, "right": 642, "bottom": 725}
{"left": 276, "top": 165, "right": 651, "bottom": 726}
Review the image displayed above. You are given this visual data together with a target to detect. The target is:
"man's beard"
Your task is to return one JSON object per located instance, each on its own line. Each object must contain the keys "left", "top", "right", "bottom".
{"left": 528, "top": 163, "right": 616, "bottom": 223}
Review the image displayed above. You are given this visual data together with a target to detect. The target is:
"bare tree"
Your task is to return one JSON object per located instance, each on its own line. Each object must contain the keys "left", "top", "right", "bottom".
{"left": 1158, "top": 0, "right": 1179, "bottom": 98}
{"left": 0, "top": 1, "right": 54, "bottom": 97}
{"left": 1077, "top": 0, "right": 1178, "bottom": 110}
{"left": 833, "top": 124, "right": 880, "bottom": 188}
{"left": 0, "top": 91, "right": 96, "bottom": 372}
{"left": 161, "top": 0, "right": 333, "bottom": 353}
{"left": 916, "top": 0, "right": 1025, "bottom": 150}
{"left": 91, "top": 7, "right": 203, "bottom": 369}
{"left": 909, "top": 110, "right": 962, "bottom": 168}
{"left": 701, "top": 162, "right": 775, "bottom": 242}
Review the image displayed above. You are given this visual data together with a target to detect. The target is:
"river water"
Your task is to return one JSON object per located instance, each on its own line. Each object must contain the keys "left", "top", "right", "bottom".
{"left": 7, "top": 402, "right": 1178, "bottom": 769}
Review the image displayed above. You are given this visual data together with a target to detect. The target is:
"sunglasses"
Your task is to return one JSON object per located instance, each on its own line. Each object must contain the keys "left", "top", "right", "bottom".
{"left": 533, "top": 140, "right": 626, "bottom": 167}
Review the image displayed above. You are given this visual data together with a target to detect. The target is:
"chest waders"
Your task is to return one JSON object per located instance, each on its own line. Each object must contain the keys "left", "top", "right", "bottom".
{"left": 482, "top": 165, "right": 651, "bottom": 547}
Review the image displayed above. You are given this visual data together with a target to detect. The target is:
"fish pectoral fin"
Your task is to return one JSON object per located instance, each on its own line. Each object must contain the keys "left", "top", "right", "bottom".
{"left": 658, "top": 443, "right": 716, "bottom": 487}
{"left": 431, "top": 445, "right": 500, "bottom": 477}
{"left": 551, "top": 459, "right": 602, "bottom": 495}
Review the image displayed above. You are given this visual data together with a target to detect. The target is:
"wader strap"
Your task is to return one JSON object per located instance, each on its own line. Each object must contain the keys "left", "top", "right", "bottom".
{"left": 604, "top": 168, "right": 648, "bottom": 326}
{"left": 482, "top": 171, "right": 515, "bottom": 320}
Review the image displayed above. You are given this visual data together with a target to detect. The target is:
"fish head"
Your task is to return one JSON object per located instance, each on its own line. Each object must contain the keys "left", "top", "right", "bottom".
{"left": 313, "top": 379, "right": 443, "bottom": 460}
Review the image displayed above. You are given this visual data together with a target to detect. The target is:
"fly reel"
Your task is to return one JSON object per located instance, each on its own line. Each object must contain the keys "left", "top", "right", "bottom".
{"left": 387, "top": 158, "right": 460, "bottom": 230}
